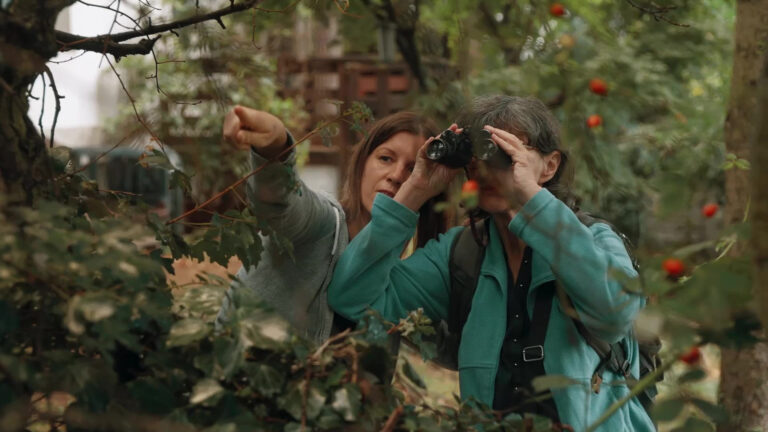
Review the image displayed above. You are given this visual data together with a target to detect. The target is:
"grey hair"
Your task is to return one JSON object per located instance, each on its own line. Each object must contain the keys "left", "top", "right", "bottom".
{"left": 457, "top": 95, "right": 571, "bottom": 200}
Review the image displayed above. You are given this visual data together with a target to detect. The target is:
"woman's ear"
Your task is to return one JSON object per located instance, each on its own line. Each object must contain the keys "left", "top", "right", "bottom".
{"left": 538, "top": 151, "right": 562, "bottom": 184}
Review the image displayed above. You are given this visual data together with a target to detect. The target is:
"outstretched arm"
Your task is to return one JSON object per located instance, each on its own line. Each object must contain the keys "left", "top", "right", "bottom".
{"left": 223, "top": 105, "right": 337, "bottom": 245}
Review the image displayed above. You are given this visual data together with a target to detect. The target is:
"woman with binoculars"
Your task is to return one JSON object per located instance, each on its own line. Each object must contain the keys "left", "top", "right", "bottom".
{"left": 328, "top": 95, "right": 654, "bottom": 431}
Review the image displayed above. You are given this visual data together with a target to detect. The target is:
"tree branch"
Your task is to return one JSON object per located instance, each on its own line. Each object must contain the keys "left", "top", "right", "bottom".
{"left": 624, "top": 0, "right": 689, "bottom": 27}
{"left": 55, "top": 0, "right": 264, "bottom": 59}
{"left": 43, "top": 66, "right": 63, "bottom": 148}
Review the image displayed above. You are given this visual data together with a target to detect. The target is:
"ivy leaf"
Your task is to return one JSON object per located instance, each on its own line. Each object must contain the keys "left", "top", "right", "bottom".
{"left": 190, "top": 378, "right": 224, "bottom": 406}
{"left": 331, "top": 384, "right": 362, "bottom": 422}
{"left": 238, "top": 311, "right": 290, "bottom": 350}
{"left": 249, "top": 364, "right": 285, "bottom": 397}
{"left": 278, "top": 382, "right": 326, "bottom": 421}
{"left": 167, "top": 318, "right": 210, "bottom": 348}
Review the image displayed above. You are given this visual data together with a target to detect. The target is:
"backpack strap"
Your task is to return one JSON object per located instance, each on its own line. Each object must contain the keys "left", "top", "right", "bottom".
{"left": 448, "top": 218, "right": 488, "bottom": 336}
{"left": 431, "top": 219, "right": 488, "bottom": 371}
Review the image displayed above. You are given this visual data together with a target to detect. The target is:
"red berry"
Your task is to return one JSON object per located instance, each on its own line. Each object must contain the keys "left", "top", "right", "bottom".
{"left": 586, "top": 114, "right": 602, "bottom": 128}
{"left": 550, "top": 3, "right": 565, "bottom": 17}
{"left": 679, "top": 346, "right": 701, "bottom": 365}
{"left": 589, "top": 78, "right": 608, "bottom": 96}
{"left": 701, "top": 203, "right": 719, "bottom": 218}
{"left": 462, "top": 180, "right": 479, "bottom": 193}
{"left": 662, "top": 258, "right": 685, "bottom": 278}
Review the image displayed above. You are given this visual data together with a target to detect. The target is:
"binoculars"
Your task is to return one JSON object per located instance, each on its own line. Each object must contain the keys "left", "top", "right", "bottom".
{"left": 425, "top": 128, "right": 512, "bottom": 168}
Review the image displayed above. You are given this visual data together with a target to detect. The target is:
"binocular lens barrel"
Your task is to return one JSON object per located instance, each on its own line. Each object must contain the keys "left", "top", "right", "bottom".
{"left": 426, "top": 139, "right": 448, "bottom": 161}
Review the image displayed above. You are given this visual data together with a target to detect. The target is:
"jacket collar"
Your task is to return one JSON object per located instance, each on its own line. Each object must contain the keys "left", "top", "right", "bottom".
{"left": 480, "top": 219, "right": 555, "bottom": 290}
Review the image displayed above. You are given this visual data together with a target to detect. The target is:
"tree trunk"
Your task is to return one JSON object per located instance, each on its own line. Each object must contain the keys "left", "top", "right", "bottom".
{"left": 718, "top": 0, "right": 768, "bottom": 430}
{"left": 0, "top": 1, "right": 75, "bottom": 200}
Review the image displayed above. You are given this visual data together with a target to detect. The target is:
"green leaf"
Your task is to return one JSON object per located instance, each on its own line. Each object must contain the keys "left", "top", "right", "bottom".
{"left": 238, "top": 312, "right": 290, "bottom": 350}
{"left": 651, "top": 398, "right": 685, "bottom": 422}
{"left": 678, "top": 368, "right": 707, "bottom": 383}
{"left": 401, "top": 359, "right": 426, "bottom": 389}
{"left": 127, "top": 378, "right": 177, "bottom": 415}
{"left": 250, "top": 364, "right": 285, "bottom": 397}
{"left": 278, "top": 382, "right": 326, "bottom": 421}
{"left": 671, "top": 416, "right": 715, "bottom": 432}
{"left": 166, "top": 318, "right": 210, "bottom": 348}
{"left": 331, "top": 384, "right": 362, "bottom": 422}
{"left": 190, "top": 378, "right": 224, "bottom": 406}
{"left": 170, "top": 169, "right": 192, "bottom": 194}
{"left": 0, "top": 301, "right": 18, "bottom": 333}
{"left": 531, "top": 375, "right": 580, "bottom": 393}
{"left": 690, "top": 398, "right": 729, "bottom": 424}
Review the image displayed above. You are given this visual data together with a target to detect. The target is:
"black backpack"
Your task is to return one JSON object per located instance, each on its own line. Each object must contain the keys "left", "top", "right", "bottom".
{"left": 432, "top": 215, "right": 661, "bottom": 412}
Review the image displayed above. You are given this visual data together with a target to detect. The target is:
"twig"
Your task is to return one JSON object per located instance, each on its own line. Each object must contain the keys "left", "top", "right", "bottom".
{"left": 231, "top": 186, "right": 248, "bottom": 207}
{"left": 166, "top": 113, "right": 351, "bottom": 225}
{"left": 57, "top": 126, "right": 141, "bottom": 181}
{"left": 624, "top": 0, "right": 689, "bottom": 27}
{"left": 301, "top": 367, "right": 311, "bottom": 431}
{"left": 585, "top": 358, "right": 675, "bottom": 432}
{"left": 56, "top": 0, "right": 266, "bottom": 59}
{"left": 380, "top": 405, "right": 404, "bottom": 432}
{"left": 49, "top": 50, "right": 88, "bottom": 64}
{"left": 104, "top": 54, "right": 167, "bottom": 154}
{"left": 38, "top": 72, "right": 46, "bottom": 145}
{"left": 43, "top": 67, "right": 62, "bottom": 148}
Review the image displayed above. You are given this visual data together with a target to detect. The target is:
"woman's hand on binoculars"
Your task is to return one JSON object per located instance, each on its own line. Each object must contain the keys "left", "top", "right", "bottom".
{"left": 395, "top": 126, "right": 462, "bottom": 212}
{"left": 223, "top": 106, "right": 288, "bottom": 159}
{"left": 483, "top": 125, "right": 542, "bottom": 210}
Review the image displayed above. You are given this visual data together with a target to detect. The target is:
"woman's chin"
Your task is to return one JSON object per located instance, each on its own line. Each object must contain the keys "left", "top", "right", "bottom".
{"left": 478, "top": 196, "right": 511, "bottom": 214}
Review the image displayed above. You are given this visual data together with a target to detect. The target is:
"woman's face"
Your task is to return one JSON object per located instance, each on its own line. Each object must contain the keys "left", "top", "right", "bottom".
{"left": 470, "top": 141, "right": 557, "bottom": 214}
{"left": 359, "top": 131, "right": 424, "bottom": 214}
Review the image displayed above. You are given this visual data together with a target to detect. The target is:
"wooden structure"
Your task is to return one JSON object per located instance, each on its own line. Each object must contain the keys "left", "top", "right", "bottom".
{"left": 276, "top": 55, "right": 416, "bottom": 170}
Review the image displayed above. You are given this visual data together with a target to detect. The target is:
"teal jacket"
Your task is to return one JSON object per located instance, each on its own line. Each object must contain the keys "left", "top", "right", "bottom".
{"left": 328, "top": 189, "right": 655, "bottom": 431}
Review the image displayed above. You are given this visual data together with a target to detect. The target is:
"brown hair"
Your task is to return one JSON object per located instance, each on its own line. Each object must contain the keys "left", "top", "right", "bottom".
{"left": 340, "top": 111, "right": 445, "bottom": 247}
{"left": 457, "top": 95, "right": 572, "bottom": 202}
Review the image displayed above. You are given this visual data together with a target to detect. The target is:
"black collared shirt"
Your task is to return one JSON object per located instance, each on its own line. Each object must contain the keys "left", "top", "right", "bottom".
{"left": 493, "top": 246, "right": 534, "bottom": 410}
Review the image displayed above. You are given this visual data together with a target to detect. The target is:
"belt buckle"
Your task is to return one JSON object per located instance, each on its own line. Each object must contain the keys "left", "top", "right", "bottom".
{"left": 522, "top": 345, "right": 544, "bottom": 362}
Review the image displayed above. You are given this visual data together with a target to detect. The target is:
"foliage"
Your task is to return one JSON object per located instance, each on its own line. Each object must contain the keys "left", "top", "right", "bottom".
{"left": 1, "top": 0, "right": 761, "bottom": 431}
{"left": 0, "top": 169, "right": 557, "bottom": 430}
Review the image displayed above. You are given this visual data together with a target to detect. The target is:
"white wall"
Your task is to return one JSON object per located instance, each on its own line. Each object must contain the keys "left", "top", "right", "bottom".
{"left": 28, "top": 2, "right": 126, "bottom": 148}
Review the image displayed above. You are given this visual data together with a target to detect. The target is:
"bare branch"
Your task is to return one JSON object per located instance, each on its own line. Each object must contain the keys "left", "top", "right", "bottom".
{"left": 38, "top": 73, "right": 46, "bottom": 145}
{"left": 625, "top": 0, "right": 690, "bottom": 27}
{"left": 104, "top": 53, "right": 164, "bottom": 150}
{"left": 43, "top": 66, "right": 63, "bottom": 148}
{"left": 56, "top": 0, "right": 264, "bottom": 59}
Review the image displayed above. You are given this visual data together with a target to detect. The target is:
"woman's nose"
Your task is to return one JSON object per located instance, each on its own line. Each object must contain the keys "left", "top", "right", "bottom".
{"left": 387, "top": 163, "right": 410, "bottom": 185}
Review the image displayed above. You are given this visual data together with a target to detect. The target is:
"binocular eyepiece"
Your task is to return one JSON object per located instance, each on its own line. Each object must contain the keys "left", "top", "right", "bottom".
{"left": 425, "top": 128, "right": 512, "bottom": 168}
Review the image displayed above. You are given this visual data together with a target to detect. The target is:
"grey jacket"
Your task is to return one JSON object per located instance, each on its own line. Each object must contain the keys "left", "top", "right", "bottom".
{"left": 216, "top": 136, "right": 349, "bottom": 344}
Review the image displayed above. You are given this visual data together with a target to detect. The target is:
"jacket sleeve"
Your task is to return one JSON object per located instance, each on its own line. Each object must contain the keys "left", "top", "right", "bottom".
{"left": 247, "top": 133, "right": 338, "bottom": 246}
{"left": 508, "top": 189, "right": 643, "bottom": 343}
{"left": 327, "top": 194, "right": 459, "bottom": 324}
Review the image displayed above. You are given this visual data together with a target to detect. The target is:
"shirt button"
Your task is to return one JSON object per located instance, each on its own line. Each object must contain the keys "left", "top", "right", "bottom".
{"left": 514, "top": 314, "right": 520, "bottom": 318}
{"left": 513, "top": 362, "right": 519, "bottom": 367}
{"left": 513, "top": 338, "right": 518, "bottom": 342}
{"left": 514, "top": 386, "right": 519, "bottom": 391}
